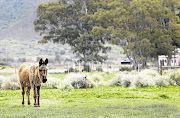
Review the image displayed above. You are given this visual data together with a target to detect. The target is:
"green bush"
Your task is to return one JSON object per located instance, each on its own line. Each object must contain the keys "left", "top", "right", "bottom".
{"left": 56, "top": 81, "right": 74, "bottom": 90}
{"left": 119, "top": 67, "right": 132, "bottom": 71}
{"left": 106, "top": 74, "right": 122, "bottom": 86}
{"left": 89, "top": 74, "right": 104, "bottom": 86}
{"left": 64, "top": 73, "right": 95, "bottom": 89}
{"left": 107, "top": 74, "right": 133, "bottom": 87}
{"left": 96, "top": 66, "right": 103, "bottom": 72}
{"left": 108, "top": 69, "right": 170, "bottom": 88}
{"left": 42, "top": 77, "right": 61, "bottom": 89}
{"left": 175, "top": 71, "right": 180, "bottom": 85}
{"left": 1, "top": 75, "right": 20, "bottom": 90}
{"left": 69, "top": 67, "right": 78, "bottom": 72}
{"left": 169, "top": 71, "right": 180, "bottom": 86}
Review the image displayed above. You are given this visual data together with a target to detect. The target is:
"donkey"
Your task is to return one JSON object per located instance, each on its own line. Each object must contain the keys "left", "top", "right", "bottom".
{"left": 19, "top": 58, "right": 48, "bottom": 107}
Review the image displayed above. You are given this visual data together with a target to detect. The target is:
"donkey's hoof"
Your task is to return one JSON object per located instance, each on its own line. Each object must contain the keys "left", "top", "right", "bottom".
{"left": 28, "top": 102, "right": 31, "bottom": 105}
{"left": 22, "top": 102, "right": 24, "bottom": 105}
{"left": 34, "top": 105, "right": 40, "bottom": 107}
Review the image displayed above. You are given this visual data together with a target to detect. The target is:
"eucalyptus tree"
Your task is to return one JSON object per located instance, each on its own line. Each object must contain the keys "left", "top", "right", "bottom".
{"left": 91, "top": 0, "right": 180, "bottom": 68}
{"left": 34, "top": 0, "right": 110, "bottom": 70}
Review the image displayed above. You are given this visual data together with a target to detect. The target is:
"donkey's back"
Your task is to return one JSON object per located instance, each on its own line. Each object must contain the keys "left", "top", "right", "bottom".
{"left": 19, "top": 63, "right": 33, "bottom": 87}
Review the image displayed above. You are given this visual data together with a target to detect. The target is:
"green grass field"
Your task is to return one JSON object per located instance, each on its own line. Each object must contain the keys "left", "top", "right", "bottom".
{"left": 1, "top": 86, "right": 180, "bottom": 118}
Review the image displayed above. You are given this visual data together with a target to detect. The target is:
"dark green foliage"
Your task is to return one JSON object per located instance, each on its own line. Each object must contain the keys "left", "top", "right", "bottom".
{"left": 83, "top": 64, "right": 90, "bottom": 72}
{"left": 96, "top": 66, "right": 103, "bottom": 72}
{"left": 34, "top": 0, "right": 110, "bottom": 66}
{"left": 72, "top": 33, "right": 110, "bottom": 64}
{"left": 69, "top": 67, "right": 78, "bottom": 72}
{"left": 159, "top": 94, "right": 169, "bottom": 99}
{"left": 91, "top": 0, "right": 180, "bottom": 68}
{"left": 34, "top": 0, "right": 180, "bottom": 68}
{"left": 119, "top": 67, "right": 132, "bottom": 71}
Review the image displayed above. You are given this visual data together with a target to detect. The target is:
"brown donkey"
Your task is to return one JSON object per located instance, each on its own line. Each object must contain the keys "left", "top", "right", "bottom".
{"left": 19, "top": 58, "right": 48, "bottom": 107}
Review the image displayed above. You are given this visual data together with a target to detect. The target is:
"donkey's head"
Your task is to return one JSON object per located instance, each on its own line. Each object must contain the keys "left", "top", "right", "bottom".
{"left": 38, "top": 58, "right": 48, "bottom": 83}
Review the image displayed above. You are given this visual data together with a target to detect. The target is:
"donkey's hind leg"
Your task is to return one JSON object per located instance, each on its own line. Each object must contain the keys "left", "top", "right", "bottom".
{"left": 21, "top": 87, "right": 25, "bottom": 105}
{"left": 37, "top": 86, "right": 41, "bottom": 107}
{"left": 26, "top": 86, "right": 31, "bottom": 105}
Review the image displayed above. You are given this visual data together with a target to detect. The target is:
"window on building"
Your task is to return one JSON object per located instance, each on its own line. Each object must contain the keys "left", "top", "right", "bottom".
{"left": 175, "top": 60, "right": 176, "bottom": 63}
{"left": 172, "top": 60, "right": 173, "bottom": 63}
{"left": 165, "top": 60, "right": 166, "bottom": 63}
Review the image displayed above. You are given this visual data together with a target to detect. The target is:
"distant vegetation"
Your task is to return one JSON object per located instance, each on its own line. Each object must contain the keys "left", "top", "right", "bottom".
{"left": 1, "top": 69, "right": 180, "bottom": 90}
{"left": 34, "top": 0, "right": 180, "bottom": 69}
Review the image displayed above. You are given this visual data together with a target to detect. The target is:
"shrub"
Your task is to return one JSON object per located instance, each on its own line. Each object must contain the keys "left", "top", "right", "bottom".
{"left": 43, "top": 75, "right": 74, "bottom": 90}
{"left": 132, "top": 70, "right": 169, "bottom": 88}
{"left": 106, "top": 74, "right": 122, "bottom": 86}
{"left": 96, "top": 66, "right": 103, "bottom": 72}
{"left": 69, "top": 67, "right": 78, "bottom": 73}
{"left": 155, "top": 75, "right": 170, "bottom": 87}
{"left": 169, "top": 71, "right": 180, "bottom": 86}
{"left": 139, "top": 69, "right": 159, "bottom": 77}
{"left": 0, "top": 76, "right": 7, "bottom": 89}
{"left": 90, "top": 74, "right": 104, "bottom": 86}
{"left": 107, "top": 74, "right": 133, "bottom": 87}
{"left": 43, "top": 77, "right": 61, "bottom": 89}
{"left": 64, "top": 73, "right": 95, "bottom": 89}
{"left": 1, "top": 75, "right": 20, "bottom": 90}
{"left": 56, "top": 81, "right": 74, "bottom": 90}
{"left": 163, "top": 70, "right": 174, "bottom": 76}
{"left": 121, "top": 75, "right": 133, "bottom": 87}
{"left": 132, "top": 75, "right": 149, "bottom": 87}
{"left": 108, "top": 69, "right": 170, "bottom": 88}
{"left": 119, "top": 67, "right": 132, "bottom": 71}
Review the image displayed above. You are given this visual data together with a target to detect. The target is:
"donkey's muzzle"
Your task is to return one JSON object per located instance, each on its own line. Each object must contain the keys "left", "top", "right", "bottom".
{"left": 43, "top": 76, "right": 47, "bottom": 83}
{"left": 43, "top": 79, "right": 47, "bottom": 83}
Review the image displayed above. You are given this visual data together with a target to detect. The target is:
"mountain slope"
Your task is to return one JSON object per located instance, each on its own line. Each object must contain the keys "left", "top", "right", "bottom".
{"left": 0, "top": 0, "right": 55, "bottom": 41}
{"left": 0, "top": 0, "right": 124, "bottom": 67}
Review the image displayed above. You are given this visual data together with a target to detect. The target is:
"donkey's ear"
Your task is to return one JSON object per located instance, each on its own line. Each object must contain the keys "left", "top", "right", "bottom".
{"left": 45, "top": 58, "right": 48, "bottom": 65}
{"left": 39, "top": 58, "right": 43, "bottom": 66}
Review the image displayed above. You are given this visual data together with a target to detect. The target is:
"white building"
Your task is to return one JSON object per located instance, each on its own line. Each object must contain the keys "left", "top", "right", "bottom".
{"left": 158, "top": 48, "right": 180, "bottom": 66}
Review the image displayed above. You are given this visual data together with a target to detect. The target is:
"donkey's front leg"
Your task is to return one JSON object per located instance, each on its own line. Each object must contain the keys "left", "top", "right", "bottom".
{"left": 33, "top": 85, "right": 37, "bottom": 107}
{"left": 37, "top": 86, "right": 41, "bottom": 107}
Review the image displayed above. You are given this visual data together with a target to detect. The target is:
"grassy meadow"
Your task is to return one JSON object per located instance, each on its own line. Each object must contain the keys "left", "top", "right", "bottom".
{"left": 1, "top": 70, "right": 180, "bottom": 117}
{"left": 1, "top": 86, "right": 180, "bottom": 117}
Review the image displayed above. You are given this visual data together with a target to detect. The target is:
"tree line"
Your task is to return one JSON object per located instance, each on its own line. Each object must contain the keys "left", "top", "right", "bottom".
{"left": 34, "top": 0, "right": 180, "bottom": 69}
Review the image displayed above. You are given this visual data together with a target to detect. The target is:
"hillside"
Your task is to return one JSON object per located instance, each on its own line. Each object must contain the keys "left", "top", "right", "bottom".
{"left": 0, "top": 0, "right": 56, "bottom": 40}
{"left": 0, "top": 0, "right": 124, "bottom": 67}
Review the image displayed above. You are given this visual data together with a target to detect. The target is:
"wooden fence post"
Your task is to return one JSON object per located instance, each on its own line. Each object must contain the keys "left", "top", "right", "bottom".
{"left": 160, "top": 60, "right": 163, "bottom": 75}
{"left": 15, "top": 66, "right": 16, "bottom": 74}
{"left": 79, "top": 62, "right": 81, "bottom": 73}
